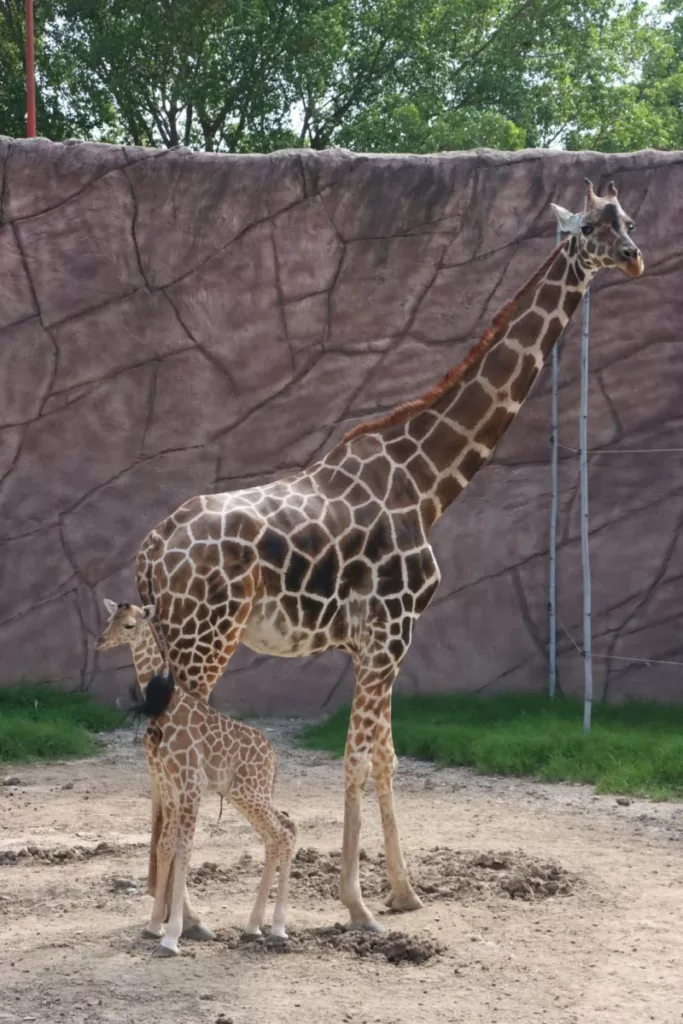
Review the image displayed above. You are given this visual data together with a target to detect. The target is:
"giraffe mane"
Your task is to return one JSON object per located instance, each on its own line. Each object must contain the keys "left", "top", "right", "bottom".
{"left": 343, "top": 238, "right": 568, "bottom": 443}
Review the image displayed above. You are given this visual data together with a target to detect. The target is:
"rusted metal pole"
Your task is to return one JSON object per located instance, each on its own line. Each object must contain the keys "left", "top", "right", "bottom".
{"left": 26, "top": 0, "right": 37, "bottom": 137}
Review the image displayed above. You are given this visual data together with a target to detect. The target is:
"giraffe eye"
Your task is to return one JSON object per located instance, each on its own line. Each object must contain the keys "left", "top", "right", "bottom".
{"left": 627, "top": 221, "right": 635, "bottom": 232}
{"left": 581, "top": 224, "right": 594, "bottom": 236}
{"left": 124, "top": 623, "right": 135, "bottom": 630}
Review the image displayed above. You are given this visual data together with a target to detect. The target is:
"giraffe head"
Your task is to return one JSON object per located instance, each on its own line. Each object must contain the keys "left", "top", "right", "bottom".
{"left": 551, "top": 178, "right": 643, "bottom": 278}
{"left": 95, "top": 599, "right": 156, "bottom": 650}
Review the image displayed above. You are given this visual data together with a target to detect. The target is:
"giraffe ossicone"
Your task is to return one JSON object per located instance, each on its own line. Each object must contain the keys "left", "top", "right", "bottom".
{"left": 132, "top": 178, "right": 644, "bottom": 932}
{"left": 95, "top": 600, "right": 297, "bottom": 956}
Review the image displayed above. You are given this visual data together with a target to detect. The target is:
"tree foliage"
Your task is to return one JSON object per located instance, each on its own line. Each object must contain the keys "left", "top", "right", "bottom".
{"left": 0, "top": 0, "right": 680, "bottom": 153}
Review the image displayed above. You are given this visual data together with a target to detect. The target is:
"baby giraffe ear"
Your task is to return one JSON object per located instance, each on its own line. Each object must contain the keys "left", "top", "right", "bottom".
{"left": 550, "top": 203, "right": 581, "bottom": 235}
{"left": 141, "top": 605, "right": 156, "bottom": 621}
{"left": 103, "top": 598, "right": 118, "bottom": 616}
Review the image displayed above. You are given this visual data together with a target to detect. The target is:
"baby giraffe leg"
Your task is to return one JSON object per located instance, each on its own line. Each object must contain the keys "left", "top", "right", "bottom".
{"left": 230, "top": 792, "right": 278, "bottom": 940}
{"left": 271, "top": 811, "right": 297, "bottom": 942}
{"left": 243, "top": 840, "right": 278, "bottom": 940}
{"left": 158, "top": 862, "right": 215, "bottom": 941}
{"left": 146, "top": 800, "right": 178, "bottom": 941}
{"left": 155, "top": 796, "right": 200, "bottom": 958}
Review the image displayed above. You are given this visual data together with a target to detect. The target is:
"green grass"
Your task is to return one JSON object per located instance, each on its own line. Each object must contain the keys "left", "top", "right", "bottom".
{"left": 298, "top": 692, "right": 683, "bottom": 801}
{"left": 0, "top": 683, "right": 122, "bottom": 763}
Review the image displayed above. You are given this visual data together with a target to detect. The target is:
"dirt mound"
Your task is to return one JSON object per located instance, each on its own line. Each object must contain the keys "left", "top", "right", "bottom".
{"left": 189, "top": 852, "right": 257, "bottom": 886}
{"left": 216, "top": 924, "right": 444, "bottom": 965}
{"left": 0, "top": 839, "right": 145, "bottom": 866}
{"left": 311, "top": 924, "right": 444, "bottom": 964}
{"left": 287, "top": 845, "right": 578, "bottom": 903}
{"left": 415, "top": 847, "right": 577, "bottom": 901}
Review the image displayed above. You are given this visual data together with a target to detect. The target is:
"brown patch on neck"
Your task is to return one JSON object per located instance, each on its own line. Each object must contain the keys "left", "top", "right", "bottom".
{"left": 344, "top": 239, "right": 568, "bottom": 442}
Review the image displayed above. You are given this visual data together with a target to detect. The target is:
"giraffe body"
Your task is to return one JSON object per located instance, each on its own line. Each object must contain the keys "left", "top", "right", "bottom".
{"left": 131, "top": 179, "right": 644, "bottom": 930}
{"left": 96, "top": 601, "right": 296, "bottom": 956}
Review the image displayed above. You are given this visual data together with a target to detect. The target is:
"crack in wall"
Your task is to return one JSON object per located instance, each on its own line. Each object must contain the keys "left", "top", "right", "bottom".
{"left": 123, "top": 166, "right": 151, "bottom": 290}
{"left": 161, "top": 288, "right": 238, "bottom": 392}
{"left": 6, "top": 151, "right": 130, "bottom": 226}
{"left": 0, "top": 139, "right": 11, "bottom": 227}
{"left": 159, "top": 189, "right": 308, "bottom": 293}
{"left": 269, "top": 220, "right": 295, "bottom": 375}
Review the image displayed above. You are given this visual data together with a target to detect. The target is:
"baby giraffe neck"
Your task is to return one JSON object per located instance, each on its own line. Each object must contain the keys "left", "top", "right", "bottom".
{"left": 129, "top": 629, "right": 165, "bottom": 692}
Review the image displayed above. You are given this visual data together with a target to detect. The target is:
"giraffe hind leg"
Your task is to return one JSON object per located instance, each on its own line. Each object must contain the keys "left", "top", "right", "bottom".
{"left": 269, "top": 809, "right": 297, "bottom": 942}
{"left": 232, "top": 791, "right": 297, "bottom": 943}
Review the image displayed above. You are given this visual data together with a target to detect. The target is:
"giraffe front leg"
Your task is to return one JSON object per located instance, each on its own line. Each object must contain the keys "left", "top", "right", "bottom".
{"left": 340, "top": 670, "right": 384, "bottom": 932}
{"left": 154, "top": 796, "right": 200, "bottom": 958}
{"left": 372, "top": 707, "right": 422, "bottom": 912}
{"left": 143, "top": 754, "right": 211, "bottom": 940}
{"left": 143, "top": 729, "right": 162, "bottom": 900}
{"left": 147, "top": 778, "right": 162, "bottom": 899}
{"left": 145, "top": 801, "right": 177, "bottom": 942}
{"left": 158, "top": 863, "right": 215, "bottom": 941}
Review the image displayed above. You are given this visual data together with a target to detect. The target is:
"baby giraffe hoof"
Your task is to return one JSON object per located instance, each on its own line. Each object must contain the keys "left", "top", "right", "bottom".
{"left": 265, "top": 932, "right": 289, "bottom": 947}
{"left": 141, "top": 926, "right": 164, "bottom": 940}
{"left": 182, "top": 923, "right": 216, "bottom": 941}
{"left": 152, "top": 942, "right": 179, "bottom": 958}
{"left": 240, "top": 930, "right": 265, "bottom": 944}
{"left": 384, "top": 891, "right": 424, "bottom": 912}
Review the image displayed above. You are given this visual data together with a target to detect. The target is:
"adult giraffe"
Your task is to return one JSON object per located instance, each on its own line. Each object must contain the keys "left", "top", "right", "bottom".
{"left": 135, "top": 179, "right": 644, "bottom": 931}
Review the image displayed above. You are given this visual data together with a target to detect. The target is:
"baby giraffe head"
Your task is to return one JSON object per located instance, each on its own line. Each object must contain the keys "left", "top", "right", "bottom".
{"left": 551, "top": 177, "right": 644, "bottom": 279}
{"left": 95, "top": 599, "right": 156, "bottom": 650}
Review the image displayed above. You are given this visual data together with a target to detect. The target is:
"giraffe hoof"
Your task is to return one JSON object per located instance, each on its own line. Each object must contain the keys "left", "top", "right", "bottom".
{"left": 384, "top": 891, "right": 424, "bottom": 912}
{"left": 141, "top": 926, "right": 164, "bottom": 939}
{"left": 265, "top": 932, "right": 289, "bottom": 946}
{"left": 240, "top": 930, "right": 265, "bottom": 943}
{"left": 182, "top": 923, "right": 216, "bottom": 941}
{"left": 152, "top": 943, "right": 179, "bottom": 958}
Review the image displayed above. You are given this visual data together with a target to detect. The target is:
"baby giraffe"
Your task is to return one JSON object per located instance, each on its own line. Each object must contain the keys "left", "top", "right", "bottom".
{"left": 95, "top": 599, "right": 297, "bottom": 957}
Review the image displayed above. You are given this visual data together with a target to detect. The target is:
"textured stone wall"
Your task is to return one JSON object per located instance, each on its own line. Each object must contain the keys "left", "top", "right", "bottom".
{"left": 1, "top": 137, "right": 681, "bottom": 714}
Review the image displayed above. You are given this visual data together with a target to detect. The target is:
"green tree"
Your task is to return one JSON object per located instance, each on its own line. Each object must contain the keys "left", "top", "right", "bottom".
{"left": 0, "top": 0, "right": 114, "bottom": 140}
{"left": 567, "top": 1, "right": 683, "bottom": 150}
{"left": 1, "top": 0, "right": 680, "bottom": 153}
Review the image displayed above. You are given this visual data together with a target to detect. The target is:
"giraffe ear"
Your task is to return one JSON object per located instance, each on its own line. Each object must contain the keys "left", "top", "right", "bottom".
{"left": 141, "top": 605, "right": 156, "bottom": 621}
{"left": 103, "top": 598, "right": 118, "bottom": 616}
{"left": 550, "top": 203, "right": 581, "bottom": 235}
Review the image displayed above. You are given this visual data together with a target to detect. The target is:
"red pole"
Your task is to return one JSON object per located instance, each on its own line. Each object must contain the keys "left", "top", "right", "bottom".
{"left": 25, "top": 0, "right": 36, "bottom": 137}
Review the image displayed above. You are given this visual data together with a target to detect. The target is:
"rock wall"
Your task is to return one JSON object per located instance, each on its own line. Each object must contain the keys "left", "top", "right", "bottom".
{"left": 1, "top": 137, "right": 681, "bottom": 714}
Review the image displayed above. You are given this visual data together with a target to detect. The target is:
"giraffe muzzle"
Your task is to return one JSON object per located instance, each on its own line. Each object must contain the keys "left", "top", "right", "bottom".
{"left": 621, "top": 253, "right": 644, "bottom": 278}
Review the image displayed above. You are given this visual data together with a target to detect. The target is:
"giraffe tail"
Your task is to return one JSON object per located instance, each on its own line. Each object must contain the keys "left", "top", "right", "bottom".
{"left": 116, "top": 673, "right": 175, "bottom": 722}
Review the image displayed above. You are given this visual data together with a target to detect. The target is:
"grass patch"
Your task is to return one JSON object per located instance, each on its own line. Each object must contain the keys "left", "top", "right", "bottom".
{"left": 0, "top": 683, "right": 122, "bottom": 763}
{"left": 298, "top": 692, "right": 683, "bottom": 801}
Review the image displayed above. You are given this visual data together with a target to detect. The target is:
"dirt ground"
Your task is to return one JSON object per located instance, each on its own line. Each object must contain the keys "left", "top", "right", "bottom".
{"left": 1, "top": 720, "right": 682, "bottom": 1024}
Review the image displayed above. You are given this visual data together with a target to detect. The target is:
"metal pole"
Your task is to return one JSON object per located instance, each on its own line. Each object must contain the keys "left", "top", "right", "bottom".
{"left": 579, "top": 287, "right": 593, "bottom": 734}
{"left": 25, "top": 0, "right": 36, "bottom": 138}
{"left": 548, "top": 225, "right": 561, "bottom": 698}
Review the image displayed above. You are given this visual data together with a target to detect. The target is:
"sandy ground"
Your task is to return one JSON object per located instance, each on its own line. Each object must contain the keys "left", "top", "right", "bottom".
{"left": 1, "top": 720, "right": 683, "bottom": 1024}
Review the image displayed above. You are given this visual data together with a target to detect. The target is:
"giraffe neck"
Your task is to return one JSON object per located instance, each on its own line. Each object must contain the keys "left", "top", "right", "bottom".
{"left": 347, "top": 238, "right": 597, "bottom": 529}
{"left": 128, "top": 627, "right": 165, "bottom": 692}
